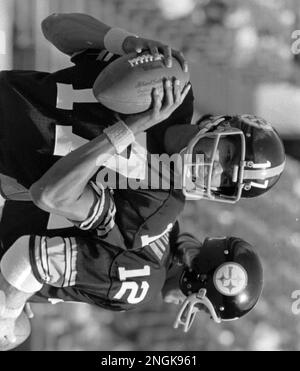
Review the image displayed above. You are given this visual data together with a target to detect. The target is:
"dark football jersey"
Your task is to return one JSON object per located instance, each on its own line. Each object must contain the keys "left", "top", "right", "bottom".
{"left": 0, "top": 50, "right": 121, "bottom": 187}
{"left": 0, "top": 48, "right": 194, "bottom": 250}
{"left": 0, "top": 182, "right": 117, "bottom": 252}
{"left": 0, "top": 200, "right": 178, "bottom": 311}
{"left": 0, "top": 49, "right": 193, "bottom": 184}
{"left": 30, "top": 232, "right": 172, "bottom": 311}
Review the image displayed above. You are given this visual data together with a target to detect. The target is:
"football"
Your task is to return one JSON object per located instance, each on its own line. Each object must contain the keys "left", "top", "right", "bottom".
{"left": 93, "top": 52, "right": 190, "bottom": 114}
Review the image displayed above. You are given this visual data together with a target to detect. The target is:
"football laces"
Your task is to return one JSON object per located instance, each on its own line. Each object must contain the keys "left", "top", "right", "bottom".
{"left": 128, "top": 53, "right": 164, "bottom": 67}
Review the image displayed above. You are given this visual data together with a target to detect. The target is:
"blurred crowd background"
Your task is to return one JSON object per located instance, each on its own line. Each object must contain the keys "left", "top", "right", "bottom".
{"left": 1, "top": 0, "right": 300, "bottom": 351}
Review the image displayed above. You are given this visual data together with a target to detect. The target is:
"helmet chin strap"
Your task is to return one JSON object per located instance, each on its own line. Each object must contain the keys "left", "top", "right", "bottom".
{"left": 173, "top": 289, "right": 221, "bottom": 332}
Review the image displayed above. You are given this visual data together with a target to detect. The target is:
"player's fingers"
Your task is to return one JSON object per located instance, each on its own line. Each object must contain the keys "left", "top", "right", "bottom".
{"left": 134, "top": 38, "right": 145, "bottom": 54}
{"left": 174, "top": 79, "right": 181, "bottom": 105}
{"left": 25, "top": 303, "right": 34, "bottom": 319}
{"left": 163, "top": 45, "right": 172, "bottom": 68}
{"left": 152, "top": 88, "right": 162, "bottom": 113}
{"left": 150, "top": 45, "right": 160, "bottom": 60}
{"left": 173, "top": 50, "right": 188, "bottom": 73}
{"left": 134, "top": 40, "right": 143, "bottom": 54}
{"left": 163, "top": 79, "right": 174, "bottom": 108}
{"left": 179, "top": 83, "right": 192, "bottom": 104}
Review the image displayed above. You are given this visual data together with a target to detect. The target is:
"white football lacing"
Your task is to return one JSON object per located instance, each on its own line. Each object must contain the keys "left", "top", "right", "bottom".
{"left": 128, "top": 53, "right": 164, "bottom": 67}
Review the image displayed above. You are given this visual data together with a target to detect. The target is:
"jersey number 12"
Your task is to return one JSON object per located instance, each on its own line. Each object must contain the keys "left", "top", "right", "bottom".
{"left": 113, "top": 266, "right": 150, "bottom": 304}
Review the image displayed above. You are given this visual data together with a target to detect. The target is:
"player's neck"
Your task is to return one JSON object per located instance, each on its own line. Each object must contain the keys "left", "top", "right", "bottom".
{"left": 164, "top": 125, "right": 199, "bottom": 154}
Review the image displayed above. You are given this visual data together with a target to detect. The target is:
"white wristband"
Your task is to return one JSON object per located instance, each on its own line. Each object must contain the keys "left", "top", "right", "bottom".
{"left": 0, "top": 236, "right": 43, "bottom": 294}
{"left": 104, "top": 27, "right": 138, "bottom": 55}
{"left": 103, "top": 120, "right": 135, "bottom": 154}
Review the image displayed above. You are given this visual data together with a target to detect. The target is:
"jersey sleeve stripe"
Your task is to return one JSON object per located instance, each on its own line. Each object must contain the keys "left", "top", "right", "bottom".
{"left": 33, "top": 236, "right": 78, "bottom": 287}
{"left": 62, "top": 237, "right": 71, "bottom": 287}
{"left": 40, "top": 236, "right": 51, "bottom": 281}
{"left": 103, "top": 52, "right": 114, "bottom": 62}
{"left": 43, "top": 236, "right": 51, "bottom": 280}
{"left": 96, "top": 218, "right": 115, "bottom": 236}
{"left": 102, "top": 199, "right": 116, "bottom": 226}
{"left": 149, "top": 242, "right": 163, "bottom": 260}
{"left": 155, "top": 239, "right": 167, "bottom": 252}
{"left": 146, "top": 231, "right": 171, "bottom": 262}
{"left": 69, "top": 237, "right": 78, "bottom": 286}
{"left": 35, "top": 236, "right": 48, "bottom": 282}
{"left": 70, "top": 182, "right": 116, "bottom": 234}
{"left": 78, "top": 182, "right": 105, "bottom": 230}
{"left": 73, "top": 182, "right": 108, "bottom": 231}
{"left": 96, "top": 198, "right": 116, "bottom": 236}
{"left": 70, "top": 49, "right": 88, "bottom": 59}
{"left": 162, "top": 234, "right": 169, "bottom": 244}
{"left": 78, "top": 197, "right": 101, "bottom": 230}
{"left": 96, "top": 50, "right": 107, "bottom": 60}
{"left": 91, "top": 182, "right": 106, "bottom": 216}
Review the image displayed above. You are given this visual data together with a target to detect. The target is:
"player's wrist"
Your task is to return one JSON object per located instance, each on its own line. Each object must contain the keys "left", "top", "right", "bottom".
{"left": 104, "top": 28, "right": 138, "bottom": 55}
{"left": 123, "top": 116, "right": 149, "bottom": 135}
{"left": 103, "top": 120, "right": 135, "bottom": 154}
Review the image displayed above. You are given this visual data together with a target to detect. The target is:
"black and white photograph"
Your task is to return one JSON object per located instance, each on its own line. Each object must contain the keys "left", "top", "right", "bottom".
{"left": 0, "top": 0, "right": 298, "bottom": 352}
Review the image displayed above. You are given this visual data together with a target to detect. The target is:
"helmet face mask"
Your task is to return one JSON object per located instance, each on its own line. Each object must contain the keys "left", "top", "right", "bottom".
{"left": 174, "top": 288, "right": 221, "bottom": 333}
{"left": 181, "top": 125, "right": 246, "bottom": 203}
{"left": 180, "top": 115, "right": 286, "bottom": 203}
{"left": 173, "top": 237, "right": 263, "bottom": 332}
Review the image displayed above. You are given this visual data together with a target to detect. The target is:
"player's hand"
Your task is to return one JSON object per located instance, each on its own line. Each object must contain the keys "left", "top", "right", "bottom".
{"left": 124, "top": 79, "right": 191, "bottom": 133}
{"left": 123, "top": 36, "right": 188, "bottom": 72}
{"left": 0, "top": 317, "right": 17, "bottom": 344}
{"left": 24, "top": 303, "right": 34, "bottom": 319}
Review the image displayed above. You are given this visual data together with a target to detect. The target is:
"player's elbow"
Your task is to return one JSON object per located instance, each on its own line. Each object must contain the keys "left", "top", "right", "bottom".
{"left": 30, "top": 182, "right": 78, "bottom": 216}
{"left": 30, "top": 183, "right": 61, "bottom": 212}
{"left": 30, "top": 183, "right": 50, "bottom": 211}
{"left": 41, "top": 13, "right": 76, "bottom": 55}
{"left": 41, "top": 13, "right": 61, "bottom": 40}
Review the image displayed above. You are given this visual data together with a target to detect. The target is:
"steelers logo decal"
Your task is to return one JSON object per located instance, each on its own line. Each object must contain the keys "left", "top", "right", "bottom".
{"left": 213, "top": 263, "right": 248, "bottom": 297}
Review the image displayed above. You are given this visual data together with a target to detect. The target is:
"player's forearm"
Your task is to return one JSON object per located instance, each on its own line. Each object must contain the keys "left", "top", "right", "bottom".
{"left": 30, "top": 118, "right": 144, "bottom": 209}
{"left": 41, "top": 13, "right": 110, "bottom": 55}
{"left": 30, "top": 133, "right": 116, "bottom": 208}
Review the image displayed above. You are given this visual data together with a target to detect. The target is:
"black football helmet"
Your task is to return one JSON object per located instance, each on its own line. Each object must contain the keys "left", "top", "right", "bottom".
{"left": 174, "top": 236, "right": 263, "bottom": 332}
{"left": 179, "top": 114, "right": 285, "bottom": 203}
